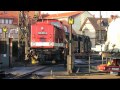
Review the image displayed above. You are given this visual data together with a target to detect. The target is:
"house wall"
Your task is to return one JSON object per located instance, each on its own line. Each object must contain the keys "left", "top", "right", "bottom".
{"left": 0, "top": 11, "right": 41, "bottom": 68}
{"left": 57, "top": 11, "right": 93, "bottom": 34}
{"left": 0, "top": 11, "right": 40, "bottom": 20}
{"left": 82, "top": 19, "right": 96, "bottom": 48}
{"left": 72, "top": 11, "right": 93, "bottom": 34}
{"left": 0, "top": 24, "right": 18, "bottom": 67}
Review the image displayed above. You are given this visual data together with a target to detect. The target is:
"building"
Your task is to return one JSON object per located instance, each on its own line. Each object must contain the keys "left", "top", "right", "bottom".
{"left": 43, "top": 11, "right": 94, "bottom": 34}
{"left": 79, "top": 17, "right": 109, "bottom": 51}
{"left": 0, "top": 11, "right": 41, "bottom": 67}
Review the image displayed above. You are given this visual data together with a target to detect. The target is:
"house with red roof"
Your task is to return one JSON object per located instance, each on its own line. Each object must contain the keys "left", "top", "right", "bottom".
{"left": 0, "top": 11, "right": 41, "bottom": 67}
{"left": 43, "top": 11, "right": 94, "bottom": 34}
{"left": 0, "top": 11, "right": 40, "bottom": 38}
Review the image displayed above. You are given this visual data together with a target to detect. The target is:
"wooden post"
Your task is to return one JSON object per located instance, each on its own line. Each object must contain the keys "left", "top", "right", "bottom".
{"left": 67, "top": 17, "right": 74, "bottom": 74}
{"left": 9, "top": 38, "right": 13, "bottom": 68}
{"left": 89, "top": 55, "right": 91, "bottom": 74}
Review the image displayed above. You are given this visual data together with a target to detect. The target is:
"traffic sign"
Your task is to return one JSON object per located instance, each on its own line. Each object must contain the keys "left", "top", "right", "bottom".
{"left": 68, "top": 17, "right": 74, "bottom": 25}
{"left": 2, "top": 26, "right": 7, "bottom": 32}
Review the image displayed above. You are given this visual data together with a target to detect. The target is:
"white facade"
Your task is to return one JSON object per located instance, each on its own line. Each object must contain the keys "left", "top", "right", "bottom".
{"left": 104, "top": 18, "right": 120, "bottom": 52}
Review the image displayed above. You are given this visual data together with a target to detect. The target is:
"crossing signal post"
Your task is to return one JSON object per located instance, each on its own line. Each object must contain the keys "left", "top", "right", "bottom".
{"left": 67, "top": 17, "right": 74, "bottom": 74}
{"left": 9, "top": 37, "right": 13, "bottom": 68}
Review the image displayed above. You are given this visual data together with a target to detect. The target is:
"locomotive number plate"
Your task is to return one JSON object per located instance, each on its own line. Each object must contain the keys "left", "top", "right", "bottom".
{"left": 112, "top": 68, "right": 119, "bottom": 71}
{"left": 38, "top": 32, "right": 47, "bottom": 34}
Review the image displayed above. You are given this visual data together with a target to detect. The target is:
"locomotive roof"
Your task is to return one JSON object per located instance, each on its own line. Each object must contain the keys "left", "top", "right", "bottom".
{"left": 37, "top": 19, "right": 61, "bottom": 22}
{"left": 32, "top": 19, "right": 64, "bottom": 30}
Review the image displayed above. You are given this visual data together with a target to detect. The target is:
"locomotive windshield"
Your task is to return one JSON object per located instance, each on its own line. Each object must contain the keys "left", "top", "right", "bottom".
{"left": 50, "top": 22, "right": 61, "bottom": 28}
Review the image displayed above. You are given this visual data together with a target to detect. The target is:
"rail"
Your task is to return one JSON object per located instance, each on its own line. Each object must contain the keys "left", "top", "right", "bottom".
{"left": 5, "top": 66, "right": 49, "bottom": 79}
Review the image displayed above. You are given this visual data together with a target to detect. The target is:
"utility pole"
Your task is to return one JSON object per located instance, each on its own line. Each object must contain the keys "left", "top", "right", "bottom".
{"left": 19, "top": 11, "right": 30, "bottom": 62}
{"left": 18, "top": 12, "right": 20, "bottom": 61}
{"left": 9, "top": 37, "right": 13, "bottom": 68}
{"left": 100, "top": 11, "right": 103, "bottom": 64}
{"left": 67, "top": 17, "right": 74, "bottom": 74}
{"left": 24, "top": 11, "right": 29, "bottom": 61}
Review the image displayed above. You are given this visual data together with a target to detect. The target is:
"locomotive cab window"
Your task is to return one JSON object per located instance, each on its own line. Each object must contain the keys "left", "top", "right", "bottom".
{"left": 63, "top": 26, "right": 68, "bottom": 33}
{"left": 51, "top": 22, "right": 61, "bottom": 28}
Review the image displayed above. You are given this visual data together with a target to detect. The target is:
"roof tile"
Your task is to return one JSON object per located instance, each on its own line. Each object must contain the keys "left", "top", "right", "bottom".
{"left": 43, "top": 11, "right": 84, "bottom": 19}
{"left": 80, "top": 17, "right": 108, "bottom": 31}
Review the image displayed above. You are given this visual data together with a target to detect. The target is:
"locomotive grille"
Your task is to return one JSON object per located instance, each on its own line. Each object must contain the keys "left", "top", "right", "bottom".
{"left": 40, "top": 38, "right": 46, "bottom": 42}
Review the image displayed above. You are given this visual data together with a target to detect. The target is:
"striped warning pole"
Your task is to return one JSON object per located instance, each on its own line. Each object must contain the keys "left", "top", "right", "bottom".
{"left": 9, "top": 38, "right": 13, "bottom": 68}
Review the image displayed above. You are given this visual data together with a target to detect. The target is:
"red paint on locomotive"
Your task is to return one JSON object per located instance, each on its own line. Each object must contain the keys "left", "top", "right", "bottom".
{"left": 30, "top": 19, "right": 66, "bottom": 49}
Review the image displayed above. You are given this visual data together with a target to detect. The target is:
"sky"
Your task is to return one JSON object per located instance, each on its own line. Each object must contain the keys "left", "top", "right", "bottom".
{"left": 41, "top": 11, "right": 120, "bottom": 18}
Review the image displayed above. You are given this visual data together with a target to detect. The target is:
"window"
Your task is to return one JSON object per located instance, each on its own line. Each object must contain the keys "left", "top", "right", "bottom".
{"left": 0, "top": 19, "right": 13, "bottom": 24}
{"left": 51, "top": 22, "right": 61, "bottom": 28}
{"left": 1, "top": 19, "right": 4, "bottom": 24}
{"left": 0, "top": 19, "right": 2, "bottom": 23}
{"left": 8, "top": 19, "right": 13, "bottom": 24}
{"left": 96, "top": 30, "right": 107, "bottom": 44}
{"left": 5, "top": 19, "right": 9, "bottom": 24}
{"left": 0, "top": 28, "right": 2, "bottom": 33}
{"left": 0, "top": 19, "right": 4, "bottom": 24}
{"left": 63, "top": 26, "right": 68, "bottom": 32}
{"left": 84, "top": 27, "right": 88, "bottom": 30}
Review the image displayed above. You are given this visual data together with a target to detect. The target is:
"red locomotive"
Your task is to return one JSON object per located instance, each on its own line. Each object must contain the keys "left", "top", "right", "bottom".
{"left": 30, "top": 19, "right": 68, "bottom": 64}
{"left": 29, "top": 19, "right": 91, "bottom": 65}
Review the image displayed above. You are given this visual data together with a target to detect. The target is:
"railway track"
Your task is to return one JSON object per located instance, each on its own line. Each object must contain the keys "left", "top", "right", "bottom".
{"left": 4, "top": 65, "right": 51, "bottom": 79}
{"left": 3, "top": 58, "right": 112, "bottom": 79}
{"left": 4, "top": 64, "right": 66, "bottom": 79}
